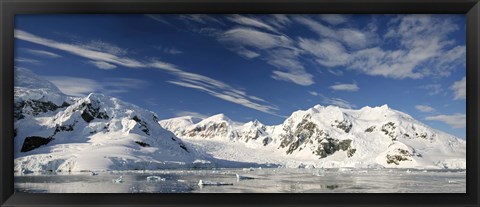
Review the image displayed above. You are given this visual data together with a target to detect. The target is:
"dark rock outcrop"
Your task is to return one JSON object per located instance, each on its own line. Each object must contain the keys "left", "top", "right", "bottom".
{"left": 21, "top": 136, "right": 53, "bottom": 152}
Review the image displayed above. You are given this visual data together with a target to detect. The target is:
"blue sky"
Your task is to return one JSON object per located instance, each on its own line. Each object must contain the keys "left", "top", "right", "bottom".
{"left": 14, "top": 14, "right": 466, "bottom": 138}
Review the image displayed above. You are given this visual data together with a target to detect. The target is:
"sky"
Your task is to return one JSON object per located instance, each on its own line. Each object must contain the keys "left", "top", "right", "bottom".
{"left": 14, "top": 14, "right": 467, "bottom": 138}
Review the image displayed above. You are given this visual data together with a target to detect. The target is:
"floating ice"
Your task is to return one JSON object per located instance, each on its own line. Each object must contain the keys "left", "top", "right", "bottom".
{"left": 90, "top": 172, "right": 99, "bottom": 176}
{"left": 236, "top": 174, "right": 255, "bottom": 181}
{"left": 198, "top": 180, "right": 233, "bottom": 186}
{"left": 146, "top": 176, "right": 166, "bottom": 182}
{"left": 112, "top": 176, "right": 124, "bottom": 183}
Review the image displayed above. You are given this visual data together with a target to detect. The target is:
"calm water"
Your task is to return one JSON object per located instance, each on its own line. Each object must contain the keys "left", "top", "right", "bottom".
{"left": 14, "top": 168, "right": 466, "bottom": 193}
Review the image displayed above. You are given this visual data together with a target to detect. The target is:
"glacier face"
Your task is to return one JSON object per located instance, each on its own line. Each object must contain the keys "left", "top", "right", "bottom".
{"left": 14, "top": 68, "right": 466, "bottom": 172}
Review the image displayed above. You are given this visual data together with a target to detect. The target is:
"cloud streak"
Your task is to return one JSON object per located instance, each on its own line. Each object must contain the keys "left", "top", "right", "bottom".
{"left": 150, "top": 60, "right": 281, "bottom": 116}
{"left": 25, "top": 49, "right": 61, "bottom": 58}
{"left": 43, "top": 76, "right": 149, "bottom": 97}
{"left": 15, "top": 30, "right": 145, "bottom": 68}
{"left": 330, "top": 82, "right": 359, "bottom": 92}
{"left": 415, "top": 105, "right": 435, "bottom": 113}
{"left": 425, "top": 114, "right": 466, "bottom": 128}
{"left": 451, "top": 76, "right": 466, "bottom": 100}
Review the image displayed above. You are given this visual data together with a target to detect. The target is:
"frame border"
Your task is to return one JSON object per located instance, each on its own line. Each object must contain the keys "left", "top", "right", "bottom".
{"left": 1, "top": 0, "right": 479, "bottom": 206}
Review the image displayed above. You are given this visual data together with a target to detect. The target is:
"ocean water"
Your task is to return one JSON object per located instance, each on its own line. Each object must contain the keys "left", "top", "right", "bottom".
{"left": 14, "top": 168, "right": 466, "bottom": 193}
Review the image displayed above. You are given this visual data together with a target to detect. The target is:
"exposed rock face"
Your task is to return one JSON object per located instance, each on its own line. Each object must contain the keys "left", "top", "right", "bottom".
{"left": 76, "top": 101, "right": 109, "bottom": 123}
{"left": 135, "top": 141, "right": 150, "bottom": 147}
{"left": 21, "top": 136, "right": 53, "bottom": 152}
{"left": 386, "top": 148, "right": 422, "bottom": 165}
{"left": 381, "top": 122, "right": 397, "bottom": 140}
{"left": 133, "top": 116, "right": 150, "bottom": 136}
{"left": 14, "top": 100, "right": 70, "bottom": 120}
{"left": 331, "top": 119, "right": 352, "bottom": 133}
{"left": 277, "top": 114, "right": 356, "bottom": 158}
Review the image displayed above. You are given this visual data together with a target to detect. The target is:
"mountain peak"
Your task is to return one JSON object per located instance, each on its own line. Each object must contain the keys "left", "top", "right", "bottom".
{"left": 204, "top": 113, "right": 230, "bottom": 122}
{"left": 14, "top": 67, "right": 62, "bottom": 93}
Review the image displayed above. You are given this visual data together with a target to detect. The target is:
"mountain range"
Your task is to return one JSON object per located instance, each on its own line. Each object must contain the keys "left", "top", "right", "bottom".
{"left": 14, "top": 68, "right": 466, "bottom": 172}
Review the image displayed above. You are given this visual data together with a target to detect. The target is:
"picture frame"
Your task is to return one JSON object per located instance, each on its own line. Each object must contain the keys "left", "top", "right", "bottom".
{"left": 1, "top": 0, "right": 479, "bottom": 206}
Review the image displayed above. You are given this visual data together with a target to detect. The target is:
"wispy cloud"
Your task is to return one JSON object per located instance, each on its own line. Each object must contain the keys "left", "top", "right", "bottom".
{"left": 24, "top": 49, "right": 61, "bottom": 58}
{"left": 415, "top": 105, "right": 436, "bottom": 113}
{"left": 43, "top": 76, "right": 149, "bottom": 97}
{"left": 319, "top": 14, "right": 349, "bottom": 25}
{"left": 15, "top": 58, "right": 41, "bottom": 65}
{"left": 228, "top": 15, "right": 278, "bottom": 33}
{"left": 218, "top": 27, "right": 314, "bottom": 86}
{"left": 329, "top": 82, "right": 359, "bottom": 92}
{"left": 297, "top": 15, "right": 464, "bottom": 80}
{"left": 155, "top": 46, "right": 183, "bottom": 55}
{"left": 145, "top": 14, "right": 171, "bottom": 25}
{"left": 309, "top": 91, "right": 319, "bottom": 96}
{"left": 15, "top": 30, "right": 144, "bottom": 68}
{"left": 150, "top": 60, "right": 282, "bottom": 117}
{"left": 174, "top": 111, "right": 209, "bottom": 119}
{"left": 420, "top": 84, "right": 443, "bottom": 96}
{"left": 451, "top": 76, "right": 466, "bottom": 100}
{"left": 425, "top": 113, "right": 466, "bottom": 128}
{"left": 318, "top": 94, "right": 356, "bottom": 109}
{"left": 88, "top": 61, "right": 117, "bottom": 70}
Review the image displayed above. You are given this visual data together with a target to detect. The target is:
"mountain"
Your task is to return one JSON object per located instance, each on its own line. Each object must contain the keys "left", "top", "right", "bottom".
{"left": 14, "top": 68, "right": 200, "bottom": 172}
{"left": 161, "top": 105, "right": 466, "bottom": 169}
{"left": 14, "top": 68, "right": 466, "bottom": 172}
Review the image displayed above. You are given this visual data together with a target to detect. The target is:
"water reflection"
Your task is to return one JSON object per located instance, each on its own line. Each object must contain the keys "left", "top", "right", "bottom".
{"left": 14, "top": 168, "right": 466, "bottom": 193}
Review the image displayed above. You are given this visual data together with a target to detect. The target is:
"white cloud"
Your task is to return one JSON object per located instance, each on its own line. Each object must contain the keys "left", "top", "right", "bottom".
{"left": 81, "top": 40, "right": 129, "bottom": 56}
{"left": 15, "top": 58, "right": 41, "bottom": 65}
{"left": 15, "top": 30, "right": 144, "bottom": 68}
{"left": 318, "top": 94, "right": 356, "bottom": 109}
{"left": 451, "top": 76, "right": 466, "bottom": 100}
{"left": 299, "top": 38, "right": 350, "bottom": 67}
{"left": 44, "top": 76, "right": 102, "bottom": 97}
{"left": 268, "top": 14, "right": 292, "bottom": 29}
{"left": 228, "top": 15, "right": 278, "bottom": 33}
{"left": 309, "top": 91, "right": 318, "bottom": 96}
{"left": 25, "top": 49, "right": 61, "bottom": 58}
{"left": 178, "top": 14, "right": 224, "bottom": 25}
{"left": 155, "top": 46, "right": 183, "bottom": 55}
{"left": 329, "top": 82, "right": 359, "bottom": 92}
{"left": 415, "top": 105, "right": 436, "bottom": 113}
{"left": 271, "top": 70, "right": 314, "bottom": 86}
{"left": 295, "top": 16, "right": 374, "bottom": 49}
{"left": 296, "top": 15, "right": 465, "bottom": 80}
{"left": 145, "top": 14, "right": 171, "bottom": 25}
{"left": 219, "top": 27, "right": 292, "bottom": 50}
{"left": 89, "top": 61, "right": 117, "bottom": 70}
{"left": 420, "top": 84, "right": 443, "bottom": 95}
{"left": 425, "top": 114, "right": 466, "bottom": 128}
{"left": 219, "top": 27, "right": 314, "bottom": 86}
{"left": 320, "top": 14, "right": 349, "bottom": 25}
{"left": 174, "top": 111, "right": 209, "bottom": 119}
{"left": 43, "top": 76, "right": 148, "bottom": 97}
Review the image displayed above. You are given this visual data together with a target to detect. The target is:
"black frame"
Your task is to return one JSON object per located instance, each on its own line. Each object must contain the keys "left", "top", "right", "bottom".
{"left": 1, "top": 0, "right": 479, "bottom": 206}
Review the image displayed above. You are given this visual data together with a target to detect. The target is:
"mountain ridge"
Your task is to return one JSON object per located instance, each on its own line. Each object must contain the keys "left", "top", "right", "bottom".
{"left": 14, "top": 68, "right": 466, "bottom": 172}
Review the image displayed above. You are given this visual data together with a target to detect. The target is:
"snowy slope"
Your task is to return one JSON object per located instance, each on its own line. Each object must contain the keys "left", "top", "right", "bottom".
{"left": 14, "top": 68, "right": 200, "bottom": 172}
{"left": 161, "top": 105, "right": 466, "bottom": 169}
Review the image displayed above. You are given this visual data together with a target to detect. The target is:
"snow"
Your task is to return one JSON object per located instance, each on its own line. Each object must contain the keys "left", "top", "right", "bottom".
{"left": 14, "top": 68, "right": 466, "bottom": 172}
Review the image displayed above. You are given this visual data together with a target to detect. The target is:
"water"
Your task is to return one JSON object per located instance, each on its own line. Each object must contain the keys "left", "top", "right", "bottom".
{"left": 14, "top": 168, "right": 466, "bottom": 193}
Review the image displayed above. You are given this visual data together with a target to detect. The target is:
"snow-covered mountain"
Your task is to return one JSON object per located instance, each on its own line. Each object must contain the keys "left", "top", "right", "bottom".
{"left": 161, "top": 105, "right": 466, "bottom": 169}
{"left": 14, "top": 68, "right": 466, "bottom": 172}
{"left": 14, "top": 68, "right": 200, "bottom": 172}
